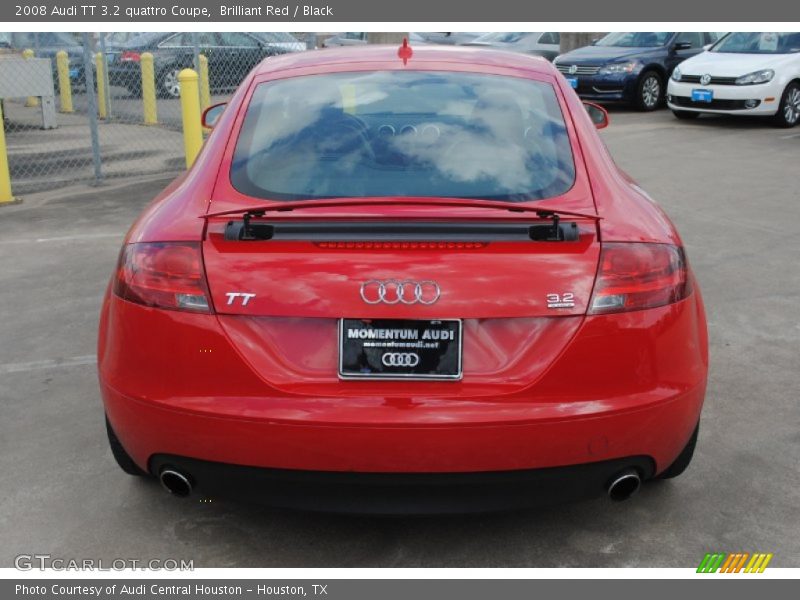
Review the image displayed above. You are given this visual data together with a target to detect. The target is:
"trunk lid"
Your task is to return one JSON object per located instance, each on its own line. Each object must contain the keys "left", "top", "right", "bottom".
{"left": 203, "top": 213, "right": 599, "bottom": 319}
{"left": 202, "top": 208, "right": 600, "bottom": 396}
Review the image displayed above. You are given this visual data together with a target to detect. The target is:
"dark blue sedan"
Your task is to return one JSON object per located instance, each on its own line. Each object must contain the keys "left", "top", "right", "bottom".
{"left": 554, "top": 32, "right": 724, "bottom": 110}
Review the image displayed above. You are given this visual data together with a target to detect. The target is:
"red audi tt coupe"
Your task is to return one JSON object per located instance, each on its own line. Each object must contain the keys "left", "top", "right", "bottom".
{"left": 98, "top": 43, "right": 708, "bottom": 512}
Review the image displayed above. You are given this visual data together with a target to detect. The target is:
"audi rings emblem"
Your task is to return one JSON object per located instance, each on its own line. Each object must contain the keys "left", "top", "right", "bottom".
{"left": 382, "top": 352, "right": 421, "bottom": 367}
{"left": 360, "top": 279, "right": 441, "bottom": 305}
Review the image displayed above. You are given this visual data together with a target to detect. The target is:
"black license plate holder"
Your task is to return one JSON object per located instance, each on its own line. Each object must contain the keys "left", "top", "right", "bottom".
{"left": 338, "top": 318, "right": 462, "bottom": 380}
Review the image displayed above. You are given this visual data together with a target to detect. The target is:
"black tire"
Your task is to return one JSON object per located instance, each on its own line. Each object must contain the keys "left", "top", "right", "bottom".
{"left": 634, "top": 71, "right": 664, "bottom": 111}
{"left": 772, "top": 81, "right": 800, "bottom": 128}
{"left": 672, "top": 109, "right": 700, "bottom": 120}
{"left": 106, "top": 417, "right": 146, "bottom": 476}
{"left": 657, "top": 423, "right": 699, "bottom": 479}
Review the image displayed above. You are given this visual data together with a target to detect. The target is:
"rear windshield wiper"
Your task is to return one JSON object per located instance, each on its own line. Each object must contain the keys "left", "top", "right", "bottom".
{"left": 203, "top": 198, "right": 600, "bottom": 243}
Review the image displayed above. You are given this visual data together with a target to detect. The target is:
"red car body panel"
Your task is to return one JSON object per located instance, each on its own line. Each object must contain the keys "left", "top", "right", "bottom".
{"left": 98, "top": 46, "right": 708, "bottom": 502}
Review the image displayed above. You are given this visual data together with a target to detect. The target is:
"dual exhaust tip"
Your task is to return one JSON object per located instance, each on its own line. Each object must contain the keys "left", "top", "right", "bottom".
{"left": 606, "top": 468, "right": 641, "bottom": 502}
{"left": 159, "top": 468, "right": 192, "bottom": 497}
{"left": 159, "top": 466, "right": 642, "bottom": 502}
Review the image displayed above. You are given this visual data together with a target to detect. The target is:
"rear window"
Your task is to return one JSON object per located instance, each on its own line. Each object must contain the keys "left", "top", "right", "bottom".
{"left": 230, "top": 71, "right": 575, "bottom": 202}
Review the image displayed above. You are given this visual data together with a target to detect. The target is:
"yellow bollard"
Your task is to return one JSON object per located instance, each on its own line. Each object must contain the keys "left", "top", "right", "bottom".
{"left": 178, "top": 69, "right": 202, "bottom": 168}
{"left": 198, "top": 54, "right": 211, "bottom": 113}
{"left": 0, "top": 102, "right": 16, "bottom": 204}
{"left": 95, "top": 52, "right": 107, "bottom": 119}
{"left": 23, "top": 49, "right": 40, "bottom": 107}
{"left": 341, "top": 84, "right": 356, "bottom": 115}
{"left": 140, "top": 52, "right": 158, "bottom": 125}
{"left": 56, "top": 51, "right": 73, "bottom": 113}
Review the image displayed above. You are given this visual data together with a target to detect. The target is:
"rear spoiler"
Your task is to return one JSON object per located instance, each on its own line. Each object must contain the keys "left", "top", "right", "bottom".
{"left": 203, "top": 198, "right": 600, "bottom": 243}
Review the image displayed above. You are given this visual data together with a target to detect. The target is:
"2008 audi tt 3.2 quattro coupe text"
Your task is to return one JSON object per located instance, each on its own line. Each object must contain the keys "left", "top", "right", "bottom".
{"left": 98, "top": 42, "right": 708, "bottom": 513}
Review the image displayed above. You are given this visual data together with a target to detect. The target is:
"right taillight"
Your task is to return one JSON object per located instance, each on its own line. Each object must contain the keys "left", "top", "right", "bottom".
{"left": 113, "top": 242, "right": 212, "bottom": 313}
{"left": 589, "top": 242, "right": 692, "bottom": 314}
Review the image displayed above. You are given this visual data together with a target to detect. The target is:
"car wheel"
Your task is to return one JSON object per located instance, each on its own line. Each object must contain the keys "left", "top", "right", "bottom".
{"left": 657, "top": 423, "right": 699, "bottom": 479}
{"left": 635, "top": 71, "right": 663, "bottom": 111}
{"left": 671, "top": 110, "right": 700, "bottom": 120}
{"left": 772, "top": 82, "right": 800, "bottom": 128}
{"left": 158, "top": 68, "right": 182, "bottom": 99}
{"left": 106, "top": 417, "right": 145, "bottom": 476}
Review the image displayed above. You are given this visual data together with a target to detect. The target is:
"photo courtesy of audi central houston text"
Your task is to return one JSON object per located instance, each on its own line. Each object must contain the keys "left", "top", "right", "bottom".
{"left": 96, "top": 42, "right": 708, "bottom": 513}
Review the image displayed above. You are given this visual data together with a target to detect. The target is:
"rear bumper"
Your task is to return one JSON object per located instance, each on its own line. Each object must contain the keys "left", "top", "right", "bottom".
{"left": 99, "top": 288, "right": 708, "bottom": 484}
{"left": 102, "top": 377, "right": 704, "bottom": 475}
{"left": 149, "top": 453, "right": 654, "bottom": 514}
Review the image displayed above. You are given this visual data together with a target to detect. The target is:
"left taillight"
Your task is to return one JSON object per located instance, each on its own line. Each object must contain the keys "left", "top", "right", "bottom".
{"left": 589, "top": 242, "right": 692, "bottom": 315}
{"left": 113, "top": 242, "right": 213, "bottom": 313}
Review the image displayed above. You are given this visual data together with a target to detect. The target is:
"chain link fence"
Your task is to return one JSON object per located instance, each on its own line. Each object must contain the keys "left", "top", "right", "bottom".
{"left": 1, "top": 31, "right": 312, "bottom": 194}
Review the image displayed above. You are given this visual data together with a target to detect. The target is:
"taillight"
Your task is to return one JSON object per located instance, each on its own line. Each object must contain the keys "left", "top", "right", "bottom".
{"left": 113, "top": 242, "right": 212, "bottom": 313}
{"left": 120, "top": 51, "right": 141, "bottom": 62}
{"left": 589, "top": 243, "right": 692, "bottom": 314}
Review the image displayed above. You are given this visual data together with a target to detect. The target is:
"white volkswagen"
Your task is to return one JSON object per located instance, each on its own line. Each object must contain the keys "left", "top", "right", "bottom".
{"left": 668, "top": 32, "right": 800, "bottom": 127}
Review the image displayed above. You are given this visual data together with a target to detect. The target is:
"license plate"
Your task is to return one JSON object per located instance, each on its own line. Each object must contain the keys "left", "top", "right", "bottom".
{"left": 69, "top": 68, "right": 79, "bottom": 79}
{"left": 339, "top": 318, "right": 462, "bottom": 380}
{"left": 567, "top": 77, "right": 578, "bottom": 89}
{"left": 692, "top": 89, "right": 713, "bottom": 103}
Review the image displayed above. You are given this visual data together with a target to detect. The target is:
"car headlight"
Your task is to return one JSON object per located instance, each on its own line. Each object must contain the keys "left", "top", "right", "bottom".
{"left": 599, "top": 61, "right": 639, "bottom": 75}
{"left": 735, "top": 69, "right": 775, "bottom": 85}
{"left": 671, "top": 67, "right": 682, "bottom": 82}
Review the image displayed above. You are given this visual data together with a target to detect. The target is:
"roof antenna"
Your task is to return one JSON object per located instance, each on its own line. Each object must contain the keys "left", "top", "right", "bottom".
{"left": 398, "top": 37, "right": 413, "bottom": 65}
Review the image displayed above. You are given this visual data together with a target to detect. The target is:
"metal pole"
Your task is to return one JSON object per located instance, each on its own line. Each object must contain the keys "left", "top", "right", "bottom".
{"left": 192, "top": 32, "right": 200, "bottom": 73}
{"left": 99, "top": 33, "right": 112, "bottom": 118}
{"left": 81, "top": 33, "right": 103, "bottom": 184}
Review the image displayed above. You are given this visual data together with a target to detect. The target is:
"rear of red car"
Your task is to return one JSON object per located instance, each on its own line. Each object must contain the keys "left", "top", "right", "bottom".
{"left": 98, "top": 47, "right": 707, "bottom": 512}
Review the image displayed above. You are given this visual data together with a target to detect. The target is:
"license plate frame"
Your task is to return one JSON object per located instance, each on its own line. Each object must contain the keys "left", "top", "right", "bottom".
{"left": 338, "top": 318, "right": 463, "bottom": 381}
{"left": 691, "top": 88, "right": 714, "bottom": 103}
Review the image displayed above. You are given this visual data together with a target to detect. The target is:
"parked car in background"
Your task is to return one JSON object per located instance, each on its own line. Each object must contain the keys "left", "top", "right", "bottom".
{"left": 555, "top": 32, "right": 724, "bottom": 110}
{"left": 463, "top": 32, "right": 561, "bottom": 61}
{"left": 103, "top": 32, "right": 146, "bottom": 46}
{"left": 414, "top": 32, "right": 490, "bottom": 45}
{"left": 106, "top": 32, "right": 285, "bottom": 98}
{"left": 668, "top": 32, "right": 800, "bottom": 127}
{"left": 251, "top": 32, "right": 307, "bottom": 52}
{"left": 322, "top": 32, "right": 367, "bottom": 47}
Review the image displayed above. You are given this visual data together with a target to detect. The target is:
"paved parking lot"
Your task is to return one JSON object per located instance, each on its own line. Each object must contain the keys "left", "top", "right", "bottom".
{"left": 1, "top": 108, "right": 798, "bottom": 568}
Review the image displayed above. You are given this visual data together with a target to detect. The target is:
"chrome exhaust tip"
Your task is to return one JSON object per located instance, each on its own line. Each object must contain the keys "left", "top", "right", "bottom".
{"left": 607, "top": 469, "right": 641, "bottom": 501}
{"left": 159, "top": 468, "right": 192, "bottom": 497}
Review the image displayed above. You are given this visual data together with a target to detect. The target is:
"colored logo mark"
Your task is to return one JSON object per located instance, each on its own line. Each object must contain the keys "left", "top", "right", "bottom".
{"left": 697, "top": 552, "right": 773, "bottom": 573}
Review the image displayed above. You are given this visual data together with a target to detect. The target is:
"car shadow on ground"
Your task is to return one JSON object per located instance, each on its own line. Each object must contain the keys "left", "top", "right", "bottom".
{"left": 120, "top": 473, "right": 689, "bottom": 567}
